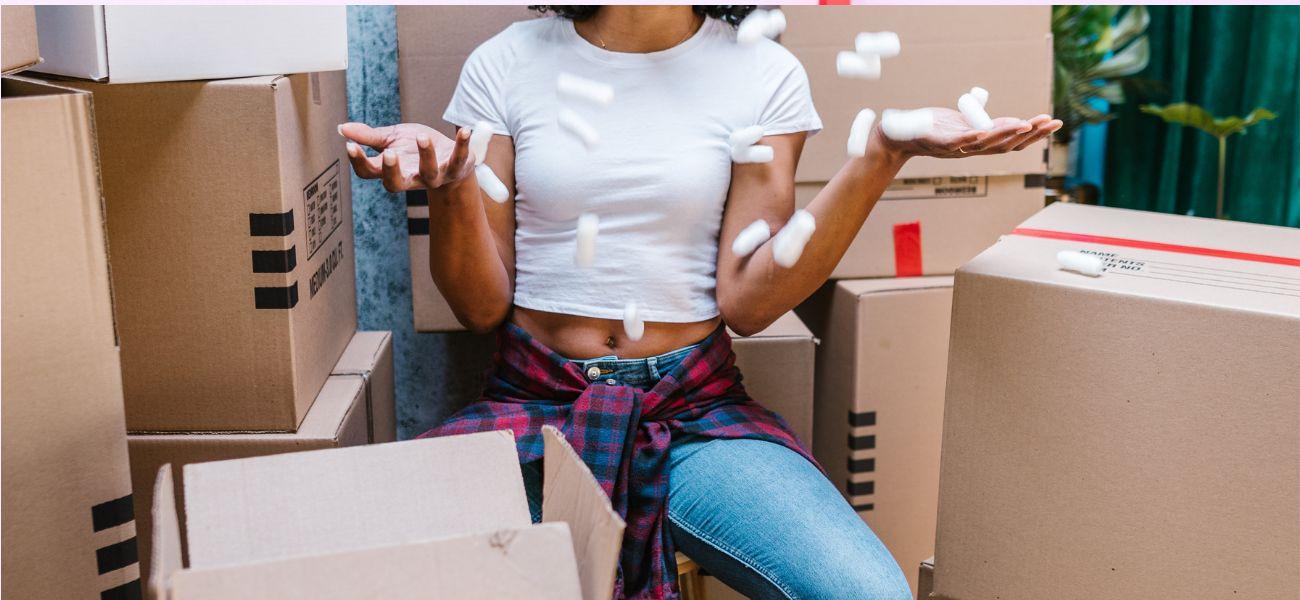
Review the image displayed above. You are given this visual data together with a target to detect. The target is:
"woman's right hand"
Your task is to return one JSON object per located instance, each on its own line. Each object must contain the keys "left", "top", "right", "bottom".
{"left": 340, "top": 122, "right": 475, "bottom": 192}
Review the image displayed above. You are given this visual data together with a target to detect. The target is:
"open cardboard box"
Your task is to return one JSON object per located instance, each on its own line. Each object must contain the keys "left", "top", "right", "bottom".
{"left": 148, "top": 427, "right": 624, "bottom": 599}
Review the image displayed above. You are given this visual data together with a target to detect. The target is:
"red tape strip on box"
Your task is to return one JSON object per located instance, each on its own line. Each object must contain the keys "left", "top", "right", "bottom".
{"left": 1011, "top": 228, "right": 1300, "bottom": 268}
{"left": 893, "top": 221, "right": 923, "bottom": 276}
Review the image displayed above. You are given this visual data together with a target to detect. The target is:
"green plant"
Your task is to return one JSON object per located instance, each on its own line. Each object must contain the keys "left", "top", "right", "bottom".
{"left": 1140, "top": 103, "right": 1277, "bottom": 219}
{"left": 1052, "top": 6, "right": 1152, "bottom": 141}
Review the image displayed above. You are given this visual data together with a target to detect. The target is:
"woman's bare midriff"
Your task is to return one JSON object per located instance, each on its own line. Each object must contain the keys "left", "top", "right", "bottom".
{"left": 513, "top": 306, "right": 722, "bottom": 360}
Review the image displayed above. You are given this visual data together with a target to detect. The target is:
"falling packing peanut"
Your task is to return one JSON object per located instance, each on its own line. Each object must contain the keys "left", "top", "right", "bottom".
{"left": 1057, "top": 251, "right": 1104, "bottom": 277}
{"left": 736, "top": 9, "right": 785, "bottom": 45}
{"left": 623, "top": 302, "right": 644, "bottom": 341}
{"left": 880, "top": 108, "right": 934, "bottom": 141}
{"left": 970, "top": 86, "right": 989, "bottom": 107}
{"left": 847, "top": 108, "right": 876, "bottom": 158}
{"left": 772, "top": 210, "right": 816, "bottom": 268}
{"left": 836, "top": 51, "right": 881, "bottom": 80}
{"left": 558, "top": 108, "right": 600, "bottom": 149}
{"left": 475, "top": 164, "right": 509, "bottom": 203}
{"left": 731, "top": 144, "right": 774, "bottom": 164}
{"left": 958, "top": 92, "right": 994, "bottom": 131}
{"left": 728, "top": 125, "right": 765, "bottom": 151}
{"left": 731, "top": 220, "right": 771, "bottom": 257}
{"left": 854, "top": 31, "right": 901, "bottom": 57}
{"left": 556, "top": 72, "right": 615, "bottom": 107}
{"left": 469, "top": 120, "right": 493, "bottom": 166}
{"left": 575, "top": 213, "right": 598, "bottom": 268}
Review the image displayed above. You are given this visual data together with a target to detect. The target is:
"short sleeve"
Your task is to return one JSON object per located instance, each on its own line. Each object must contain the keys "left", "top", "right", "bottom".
{"left": 757, "top": 49, "right": 823, "bottom": 137}
{"left": 442, "top": 27, "right": 516, "bottom": 135}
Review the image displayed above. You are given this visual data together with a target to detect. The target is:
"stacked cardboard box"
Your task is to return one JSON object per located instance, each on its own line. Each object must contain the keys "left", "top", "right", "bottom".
{"left": 787, "top": 6, "right": 1053, "bottom": 595}
{"left": 148, "top": 428, "right": 624, "bottom": 599}
{"left": 129, "top": 331, "right": 397, "bottom": 584}
{"left": 2, "top": 5, "right": 39, "bottom": 74}
{"left": 3, "top": 76, "right": 140, "bottom": 600}
{"left": 933, "top": 203, "right": 1300, "bottom": 598}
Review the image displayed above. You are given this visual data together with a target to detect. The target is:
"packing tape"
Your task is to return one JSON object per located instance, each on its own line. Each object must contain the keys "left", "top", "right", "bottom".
{"left": 892, "top": 221, "right": 923, "bottom": 277}
{"left": 1012, "top": 228, "right": 1300, "bottom": 267}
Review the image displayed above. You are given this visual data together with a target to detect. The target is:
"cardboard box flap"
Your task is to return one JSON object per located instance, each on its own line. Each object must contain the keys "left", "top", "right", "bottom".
{"left": 149, "top": 465, "right": 183, "bottom": 600}
{"left": 541, "top": 426, "right": 625, "bottom": 600}
{"left": 183, "top": 430, "right": 531, "bottom": 568}
{"left": 839, "top": 276, "right": 955, "bottom": 297}
{"left": 964, "top": 204, "right": 1300, "bottom": 318}
{"left": 167, "top": 523, "right": 583, "bottom": 600}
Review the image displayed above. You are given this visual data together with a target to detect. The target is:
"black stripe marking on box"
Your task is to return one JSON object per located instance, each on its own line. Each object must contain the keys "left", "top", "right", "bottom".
{"left": 254, "top": 283, "right": 299, "bottom": 309}
{"left": 849, "top": 410, "right": 876, "bottom": 427}
{"left": 1024, "top": 173, "right": 1047, "bottom": 188}
{"left": 852, "top": 502, "right": 875, "bottom": 513}
{"left": 848, "top": 434, "right": 876, "bottom": 450}
{"left": 96, "top": 537, "right": 138, "bottom": 574}
{"left": 847, "top": 480, "right": 875, "bottom": 496}
{"left": 249, "top": 210, "right": 295, "bottom": 237}
{"left": 408, "top": 217, "right": 430, "bottom": 236}
{"left": 101, "top": 578, "right": 142, "bottom": 600}
{"left": 91, "top": 494, "right": 134, "bottom": 532}
{"left": 848, "top": 457, "right": 875, "bottom": 473}
{"left": 406, "top": 189, "right": 429, "bottom": 207}
{"left": 251, "top": 247, "right": 297, "bottom": 274}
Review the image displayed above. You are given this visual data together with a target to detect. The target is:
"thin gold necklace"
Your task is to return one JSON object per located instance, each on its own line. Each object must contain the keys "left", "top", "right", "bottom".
{"left": 590, "top": 15, "right": 701, "bottom": 51}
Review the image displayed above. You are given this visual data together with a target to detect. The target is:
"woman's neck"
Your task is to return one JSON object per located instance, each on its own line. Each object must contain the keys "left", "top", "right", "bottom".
{"left": 575, "top": 6, "right": 703, "bottom": 53}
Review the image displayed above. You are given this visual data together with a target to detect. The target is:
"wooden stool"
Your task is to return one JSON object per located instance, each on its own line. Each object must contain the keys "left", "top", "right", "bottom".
{"left": 677, "top": 552, "right": 708, "bottom": 600}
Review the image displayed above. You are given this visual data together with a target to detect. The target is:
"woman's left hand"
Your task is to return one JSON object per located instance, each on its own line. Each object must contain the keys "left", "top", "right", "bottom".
{"left": 878, "top": 109, "right": 1062, "bottom": 159}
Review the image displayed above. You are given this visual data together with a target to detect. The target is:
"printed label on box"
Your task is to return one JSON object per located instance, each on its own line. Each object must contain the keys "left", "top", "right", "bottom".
{"left": 304, "top": 161, "right": 343, "bottom": 259}
{"left": 883, "top": 176, "right": 988, "bottom": 201}
{"left": 1079, "top": 249, "right": 1300, "bottom": 298}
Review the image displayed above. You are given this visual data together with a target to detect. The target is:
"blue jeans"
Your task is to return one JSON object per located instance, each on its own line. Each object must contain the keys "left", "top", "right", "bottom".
{"left": 520, "top": 345, "right": 911, "bottom": 599}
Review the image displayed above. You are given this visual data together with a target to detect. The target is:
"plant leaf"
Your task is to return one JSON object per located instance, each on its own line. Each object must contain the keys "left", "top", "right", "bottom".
{"left": 1111, "top": 6, "right": 1150, "bottom": 52}
{"left": 1140, "top": 103, "right": 1277, "bottom": 137}
{"left": 1089, "top": 36, "right": 1150, "bottom": 79}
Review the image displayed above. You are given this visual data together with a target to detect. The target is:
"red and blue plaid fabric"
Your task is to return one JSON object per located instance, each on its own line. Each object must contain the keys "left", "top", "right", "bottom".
{"left": 419, "top": 322, "right": 818, "bottom": 599}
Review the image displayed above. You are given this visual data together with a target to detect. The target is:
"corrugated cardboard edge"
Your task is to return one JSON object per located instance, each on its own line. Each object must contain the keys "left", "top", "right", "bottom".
{"left": 541, "top": 426, "right": 626, "bottom": 600}
{"left": 917, "top": 556, "right": 934, "bottom": 600}
{"left": 332, "top": 331, "right": 395, "bottom": 444}
{"left": 149, "top": 465, "right": 183, "bottom": 600}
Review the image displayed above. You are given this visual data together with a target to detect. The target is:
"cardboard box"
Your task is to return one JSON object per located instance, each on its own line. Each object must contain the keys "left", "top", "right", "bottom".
{"left": 60, "top": 71, "right": 358, "bottom": 432}
{"left": 128, "top": 330, "right": 397, "bottom": 585}
{"left": 2, "top": 5, "right": 40, "bottom": 75}
{"left": 398, "top": 5, "right": 535, "bottom": 331}
{"left": 918, "top": 556, "right": 934, "bottom": 600}
{"left": 781, "top": 6, "right": 1052, "bottom": 181}
{"left": 730, "top": 311, "right": 816, "bottom": 443}
{"left": 147, "top": 428, "right": 624, "bottom": 599}
{"left": 32, "top": 6, "right": 346, "bottom": 83}
{"left": 797, "top": 175, "right": 1045, "bottom": 279}
{"left": 2, "top": 76, "right": 140, "bottom": 600}
{"left": 797, "top": 277, "right": 952, "bottom": 595}
{"left": 935, "top": 203, "right": 1300, "bottom": 599}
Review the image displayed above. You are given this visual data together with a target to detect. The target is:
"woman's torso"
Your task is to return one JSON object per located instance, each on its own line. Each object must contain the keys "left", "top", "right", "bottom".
{"left": 443, "top": 16, "right": 818, "bottom": 358}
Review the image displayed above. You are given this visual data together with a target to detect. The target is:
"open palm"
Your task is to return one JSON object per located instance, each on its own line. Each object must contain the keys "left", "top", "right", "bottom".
{"left": 880, "top": 109, "right": 1062, "bottom": 159}
{"left": 340, "top": 122, "right": 476, "bottom": 192}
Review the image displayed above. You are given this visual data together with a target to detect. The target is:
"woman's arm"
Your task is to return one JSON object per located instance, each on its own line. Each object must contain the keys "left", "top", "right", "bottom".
{"left": 716, "top": 112, "right": 1060, "bottom": 336}
{"left": 341, "top": 123, "right": 516, "bottom": 332}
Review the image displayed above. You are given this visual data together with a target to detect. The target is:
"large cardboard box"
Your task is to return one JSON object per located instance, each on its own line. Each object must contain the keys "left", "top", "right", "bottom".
{"left": 731, "top": 312, "right": 816, "bottom": 443}
{"left": 127, "top": 330, "right": 397, "bottom": 583}
{"left": 798, "top": 175, "right": 1045, "bottom": 279}
{"left": 60, "top": 71, "right": 358, "bottom": 432}
{"left": 782, "top": 6, "right": 1052, "bottom": 181}
{"left": 797, "top": 276, "right": 952, "bottom": 595}
{"left": 33, "top": 6, "right": 346, "bottom": 83}
{"left": 398, "top": 5, "right": 535, "bottom": 331}
{"left": 935, "top": 203, "right": 1300, "bottom": 599}
{"left": 2, "top": 5, "right": 40, "bottom": 75}
{"left": 147, "top": 428, "right": 624, "bottom": 599}
{"left": 2, "top": 76, "right": 140, "bottom": 600}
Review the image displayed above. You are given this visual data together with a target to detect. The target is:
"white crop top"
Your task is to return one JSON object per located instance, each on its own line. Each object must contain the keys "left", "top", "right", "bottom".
{"left": 443, "top": 16, "right": 821, "bottom": 322}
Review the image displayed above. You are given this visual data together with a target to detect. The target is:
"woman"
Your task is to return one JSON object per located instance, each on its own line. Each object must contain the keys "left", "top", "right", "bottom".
{"left": 341, "top": 5, "right": 1059, "bottom": 599}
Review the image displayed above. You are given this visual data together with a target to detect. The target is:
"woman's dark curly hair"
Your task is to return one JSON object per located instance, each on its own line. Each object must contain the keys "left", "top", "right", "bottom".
{"left": 529, "top": 6, "right": 756, "bottom": 27}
